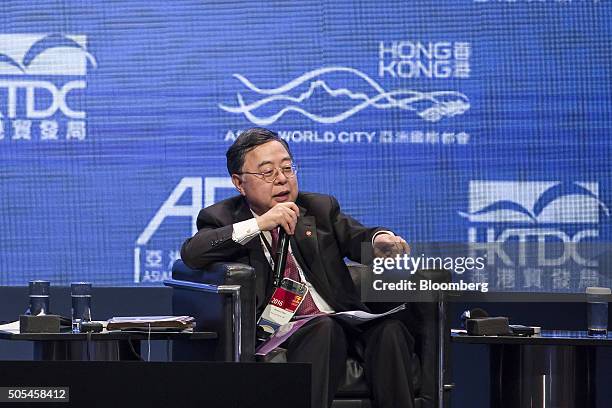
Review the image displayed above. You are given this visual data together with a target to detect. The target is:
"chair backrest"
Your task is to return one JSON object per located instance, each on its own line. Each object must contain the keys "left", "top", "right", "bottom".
{"left": 345, "top": 263, "right": 453, "bottom": 408}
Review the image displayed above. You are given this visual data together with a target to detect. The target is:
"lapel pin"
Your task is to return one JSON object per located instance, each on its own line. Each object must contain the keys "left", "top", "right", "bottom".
{"left": 306, "top": 230, "right": 312, "bottom": 237}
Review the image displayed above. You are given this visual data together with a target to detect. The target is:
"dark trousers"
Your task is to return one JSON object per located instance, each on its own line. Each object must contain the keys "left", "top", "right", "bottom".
{"left": 282, "top": 316, "right": 417, "bottom": 408}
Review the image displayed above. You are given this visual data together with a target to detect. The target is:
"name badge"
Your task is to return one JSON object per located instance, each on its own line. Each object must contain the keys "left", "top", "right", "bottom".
{"left": 258, "top": 278, "right": 308, "bottom": 336}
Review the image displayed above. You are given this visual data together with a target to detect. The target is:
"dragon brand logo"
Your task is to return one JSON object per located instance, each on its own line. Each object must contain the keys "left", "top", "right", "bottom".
{"left": 219, "top": 66, "right": 469, "bottom": 125}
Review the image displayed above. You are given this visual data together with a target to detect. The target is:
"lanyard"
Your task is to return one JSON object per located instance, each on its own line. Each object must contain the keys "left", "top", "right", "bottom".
{"left": 260, "top": 231, "right": 274, "bottom": 267}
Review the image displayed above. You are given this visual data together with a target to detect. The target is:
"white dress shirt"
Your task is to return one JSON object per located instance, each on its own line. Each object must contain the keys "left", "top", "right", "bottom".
{"left": 232, "top": 216, "right": 335, "bottom": 313}
{"left": 231, "top": 211, "right": 395, "bottom": 314}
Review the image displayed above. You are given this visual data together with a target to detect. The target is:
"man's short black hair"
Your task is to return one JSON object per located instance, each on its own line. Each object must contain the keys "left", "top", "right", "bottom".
{"left": 226, "top": 127, "right": 292, "bottom": 175}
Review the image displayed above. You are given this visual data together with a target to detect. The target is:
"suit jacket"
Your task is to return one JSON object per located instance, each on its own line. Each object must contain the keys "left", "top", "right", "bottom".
{"left": 181, "top": 192, "right": 384, "bottom": 315}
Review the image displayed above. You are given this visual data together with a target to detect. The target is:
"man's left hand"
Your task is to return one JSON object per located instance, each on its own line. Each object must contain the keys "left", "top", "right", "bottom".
{"left": 373, "top": 234, "right": 410, "bottom": 258}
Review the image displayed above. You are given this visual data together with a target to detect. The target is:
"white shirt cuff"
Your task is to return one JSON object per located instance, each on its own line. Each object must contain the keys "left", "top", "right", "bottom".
{"left": 232, "top": 218, "right": 261, "bottom": 244}
{"left": 371, "top": 230, "right": 395, "bottom": 246}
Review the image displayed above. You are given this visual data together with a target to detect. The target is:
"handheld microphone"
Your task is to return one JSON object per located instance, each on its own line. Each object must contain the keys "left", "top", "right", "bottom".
{"left": 273, "top": 229, "right": 290, "bottom": 287}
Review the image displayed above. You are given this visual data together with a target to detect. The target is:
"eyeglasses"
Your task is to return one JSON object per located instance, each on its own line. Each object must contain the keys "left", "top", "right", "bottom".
{"left": 238, "top": 164, "right": 298, "bottom": 183}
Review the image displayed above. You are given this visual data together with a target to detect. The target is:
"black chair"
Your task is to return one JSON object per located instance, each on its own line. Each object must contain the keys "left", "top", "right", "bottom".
{"left": 165, "top": 261, "right": 453, "bottom": 408}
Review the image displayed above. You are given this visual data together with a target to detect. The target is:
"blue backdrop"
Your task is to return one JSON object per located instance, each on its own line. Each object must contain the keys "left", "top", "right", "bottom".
{"left": 0, "top": 0, "right": 610, "bottom": 291}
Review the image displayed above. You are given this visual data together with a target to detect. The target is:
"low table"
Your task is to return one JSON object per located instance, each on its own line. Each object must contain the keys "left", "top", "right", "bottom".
{"left": 0, "top": 330, "right": 216, "bottom": 361}
{"left": 452, "top": 330, "right": 611, "bottom": 408}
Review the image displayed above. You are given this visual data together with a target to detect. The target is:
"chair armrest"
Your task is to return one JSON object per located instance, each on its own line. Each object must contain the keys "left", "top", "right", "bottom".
{"left": 172, "top": 260, "right": 256, "bottom": 286}
{"left": 166, "top": 260, "right": 257, "bottom": 362}
{"left": 164, "top": 279, "right": 240, "bottom": 294}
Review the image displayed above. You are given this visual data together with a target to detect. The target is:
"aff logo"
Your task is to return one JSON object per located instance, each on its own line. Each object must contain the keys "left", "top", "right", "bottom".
{"left": 134, "top": 177, "right": 235, "bottom": 283}
{"left": 459, "top": 181, "right": 610, "bottom": 290}
{"left": 0, "top": 34, "right": 97, "bottom": 141}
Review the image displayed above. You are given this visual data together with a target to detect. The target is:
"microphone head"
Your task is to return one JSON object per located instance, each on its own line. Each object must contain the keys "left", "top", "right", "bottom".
{"left": 468, "top": 308, "right": 490, "bottom": 319}
{"left": 460, "top": 307, "right": 490, "bottom": 328}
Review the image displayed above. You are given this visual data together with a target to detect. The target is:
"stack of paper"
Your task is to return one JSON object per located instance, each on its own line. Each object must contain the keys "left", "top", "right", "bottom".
{"left": 106, "top": 316, "right": 195, "bottom": 331}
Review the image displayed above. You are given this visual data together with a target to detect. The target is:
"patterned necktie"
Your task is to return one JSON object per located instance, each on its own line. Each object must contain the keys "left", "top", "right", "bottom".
{"left": 270, "top": 228, "right": 320, "bottom": 316}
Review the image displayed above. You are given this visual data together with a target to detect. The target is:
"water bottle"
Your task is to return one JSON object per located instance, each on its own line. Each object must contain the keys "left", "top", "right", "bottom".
{"left": 71, "top": 282, "right": 92, "bottom": 333}
{"left": 586, "top": 286, "right": 610, "bottom": 337}
{"left": 27, "top": 280, "right": 50, "bottom": 316}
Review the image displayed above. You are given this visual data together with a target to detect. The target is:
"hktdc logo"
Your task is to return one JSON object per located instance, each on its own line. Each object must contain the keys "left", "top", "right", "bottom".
{"left": 460, "top": 181, "right": 609, "bottom": 290}
{"left": 0, "top": 34, "right": 97, "bottom": 142}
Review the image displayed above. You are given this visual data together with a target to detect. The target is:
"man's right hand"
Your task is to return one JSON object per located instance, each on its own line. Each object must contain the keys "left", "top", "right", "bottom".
{"left": 256, "top": 202, "right": 300, "bottom": 235}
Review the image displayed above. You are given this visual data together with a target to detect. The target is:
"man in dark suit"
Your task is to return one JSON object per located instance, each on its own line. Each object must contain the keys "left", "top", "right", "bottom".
{"left": 181, "top": 127, "right": 416, "bottom": 408}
